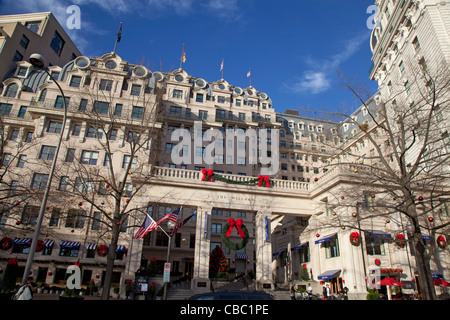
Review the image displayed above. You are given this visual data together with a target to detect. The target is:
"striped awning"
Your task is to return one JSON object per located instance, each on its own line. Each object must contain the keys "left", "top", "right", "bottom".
{"left": 12, "top": 238, "right": 32, "bottom": 245}
{"left": 235, "top": 253, "right": 248, "bottom": 260}
{"left": 43, "top": 239, "right": 54, "bottom": 247}
{"left": 60, "top": 241, "right": 81, "bottom": 248}
{"left": 87, "top": 243, "right": 97, "bottom": 250}
{"left": 116, "top": 245, "right": 126, "bottom": 252}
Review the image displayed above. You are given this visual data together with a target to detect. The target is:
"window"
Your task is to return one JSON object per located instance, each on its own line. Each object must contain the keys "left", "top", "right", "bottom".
{"left": 122, "top": 155, "right": 137, "bottom": 169}
{"left": 21, "top": 205, "right": 39, "bottom": 225}
{"left": 196, "top": 93, "right": 204, "bottom": 103}
{"left": 17, "top": 106, "right": 27, "bottom": 118}
{"left": 25, "top": 21, "right": 41, "bottom": 33}
{"left": 80, "top": 150, "right": 99, "bottom": 165}
{"left": 173, "top": 89, "right": 183, "bottom": 99}
{"left": 165, "top": 143, "right": 177, "bottom": 154}
{"left": 70, "top": 76, "right": 82, "bottom": 88}
{"left": 31, "top": 173, "right": 48, "bottom": 189}
{"left": 405, "top": 81, "right": 411, "bottom": 94}
{"left": 399, "top": 60, "right": 405, "bottom": 74}
{"left": 212, "top": 223, "right": 222, "bottom": 234}
{"left": 412, "top": 36, "right": 420, "bottom": 52}
{"left": 54, "top": 96, "right": 70, "bottom": 109}
{"left": 99, "top": 79, "right": 113, "bottom": 91}
{"left": 123, "top": 183, "right": 133, "bottom": 197}
{"left": 17, "top": 67, "right": 28, "bottom": 77}
{"left": 9, "top": 130, "right": 19, "bottom": 141}
{"left": 216, "top": 109, "right": 226, "bottom": 120}
{"left": 49, "top": 208, "right": 61, "bottom": 227}
{"left": 170, "top": 106, "right": 182, "bottom": 117}
{"left": 50, "top": 31, "right": 65, "bottom": 56}
{"left": 132, "top": 106, "right": 144, "bottom": 119}
{"left": 298, "top": 243, "right": 310, "bottom": 263}
{"left": 25, "top": 132, "right": 33, "bottom": 142}
{"left": 65, "top": 148, "right": 76, "bottom": 163}
{"left": 324, "top": 235, "right": 340, "bottom": 258}
{"left": 86, "top": 127, "right": 103, "bottom": 139}
{"left": 47, "top": 121, "right": 62, "bottom": 133}
{"left": 72, "top": 125, "right": 81, "bottom": 136}
{"left": 17, "top": 155, "right": 26, "bottom": 168}
{"left": 235, "top": 99, "right": 241, "bottom": 107}
{"left": 156, "top": 231, "right": 169, "bottom": 246}
{"left": 59, "top": 246, "right": 79, "bottom": 257}
{"left": 103, "top": 153, "right": 112, "bottom": 167}
{"left": 108, "top": 129, "right": 117, "bottom": 140}
{"left": 4, "top": 84, "right": 18, "bottom": 98}
{"left": 39, "top": 145, "right": 56, "bottom": 161}
{"left": 365, "top": 233, "right": 386, "bottom": 255}
{"left": 65, "top": 209, "right": 85, "bottom": 229}
{"left": 114, "top": 104, "right": 122, "bottom": 116}
{"left": 198, "top": 110, "right": 208, "bottom": 120}
{"left": 217, "top": 96, "right": 226, "bottom": 103}
{"left": 130, "top": 84, "right": 141, "bottom": 96}
{"left": 0, "top": 103, "right": 12, "bottom": 116}
{"left": 2, "top": 154, "right": 11, "bottom": 167}
{"left": 50, "top": 72, "right": 60, "bottom": 80}
{"left": 13, "top": 51, "right": 23, "bottom": 62}
{"left": 239, "top": 113, "right": 246, "bottom": 120}
{"left": 91, "top": 212, "right": 101, "bottom": 231}
{"left": 38, "top": 89, "right": 47, "bottom": 102}
{"left": 59, "top": 176, "right": 69, "bottom": 191}
{"left": 93, "top": 101, "right": 110, "bottom": 114}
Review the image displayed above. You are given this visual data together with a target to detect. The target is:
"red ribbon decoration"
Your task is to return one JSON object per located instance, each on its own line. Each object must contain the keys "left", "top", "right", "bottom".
{"left": 225, "top": 218, "right": 246, "bottom": 239}
{"left": 258, "top": 175, "right": 270, "bottom": 187}
{"left": 201, "top": 169, "right": 214, "bottom": 182}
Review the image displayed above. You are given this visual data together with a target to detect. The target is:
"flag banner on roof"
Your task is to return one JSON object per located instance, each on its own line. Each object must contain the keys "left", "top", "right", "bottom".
{"left": 170, "top": 213, "right": 195, "bottom": 237}
{"left": 220, "top": 59, "right": 224, "bottom": 72}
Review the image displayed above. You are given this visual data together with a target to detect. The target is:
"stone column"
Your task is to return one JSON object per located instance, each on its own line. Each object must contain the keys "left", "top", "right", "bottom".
{"left": 255, "top": 211, "right": 273, "bottom": 291}
{"left": 192, "top": 205, "right": 212, "bottom": 289}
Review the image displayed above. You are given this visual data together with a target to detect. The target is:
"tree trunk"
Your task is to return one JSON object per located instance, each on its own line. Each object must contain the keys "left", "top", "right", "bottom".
{"left": 412, "top": 229, "right": 437, "bottom": 300}
{"left": 101, "top": 221, "right": 120, "bottom": 300}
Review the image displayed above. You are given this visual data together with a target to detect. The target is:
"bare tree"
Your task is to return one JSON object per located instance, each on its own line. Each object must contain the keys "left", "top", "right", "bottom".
{"left": 48, "top": 74, "right": 164, "bottom": 300}
{"left": 303, "top": 61, "right": 449, "bottom": 300}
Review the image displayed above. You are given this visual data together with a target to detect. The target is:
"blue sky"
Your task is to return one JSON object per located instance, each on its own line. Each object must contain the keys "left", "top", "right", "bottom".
{"left": 1, "top": 0, "right": 379, "bottom": 116}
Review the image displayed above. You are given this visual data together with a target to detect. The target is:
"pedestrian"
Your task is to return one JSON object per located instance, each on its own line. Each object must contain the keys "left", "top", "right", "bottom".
{"left": 290, "top": 286, "right": 296, "bottom": 300}
{"left": 326, "top": 284, "right": 331, "bottom": 298}
{"left": 322, "top": 284, "right": 327, "bottom": 300}
{"left": 13, "top": 282, "right": 33, "bottom": 300}
{"left": 307, "top": 283, "right": 313, "bottom": 300}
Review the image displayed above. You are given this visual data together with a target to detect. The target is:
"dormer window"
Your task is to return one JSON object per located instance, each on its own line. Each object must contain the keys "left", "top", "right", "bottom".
{"left": 16, "top": 66, "right": 28, "bottom": 77}
{"left": 69, "top": 76, "right": 82, "bottom": 88}
{"left": 130, "top": 84, "right": 141, "bottom": 96}
{"left": 105, "top": 60, "right": 117, "bottom": 69}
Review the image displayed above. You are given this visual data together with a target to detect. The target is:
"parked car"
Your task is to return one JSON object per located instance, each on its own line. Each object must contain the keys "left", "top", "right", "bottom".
{"left": 187, "top": 290, "right": 274, "bottom": 300}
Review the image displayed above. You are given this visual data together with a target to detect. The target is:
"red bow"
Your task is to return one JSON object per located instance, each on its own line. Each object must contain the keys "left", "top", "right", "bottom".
{"left": 226, "top": 218, "right": 246, "bottom": 239}
{"left": 201, "top": 169, "right": 214, "bottom": 182}
{"left": 258, "top": 175, "right": 270, "bottom": 187}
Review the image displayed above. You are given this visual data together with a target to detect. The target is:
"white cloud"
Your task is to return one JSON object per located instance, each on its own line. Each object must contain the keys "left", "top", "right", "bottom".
{"left": 290, "top": 32, "right": 369, "bottom": 95}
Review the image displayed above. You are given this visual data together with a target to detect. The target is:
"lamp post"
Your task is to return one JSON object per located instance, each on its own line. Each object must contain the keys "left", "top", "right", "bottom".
{"left": 163, "top": 220, "right": 176, "bottom": 300}
{"left": 21, "top": 53, "right": 68, "bottom": 285}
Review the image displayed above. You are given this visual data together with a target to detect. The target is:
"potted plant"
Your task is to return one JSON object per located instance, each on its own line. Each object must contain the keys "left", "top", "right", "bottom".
{"left": 113, "top": 287, "right": 120, "bottom": 299}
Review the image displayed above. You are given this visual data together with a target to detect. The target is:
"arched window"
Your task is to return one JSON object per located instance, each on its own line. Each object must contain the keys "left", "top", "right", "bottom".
{"left": 4, "top": 83, "right": 19, "bottom": 98}
{"left": 38, "top": 89, "right": 47, "bottom": 102}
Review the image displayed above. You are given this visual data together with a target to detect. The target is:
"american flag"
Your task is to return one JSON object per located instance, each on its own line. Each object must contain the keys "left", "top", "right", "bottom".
{"left": 133, "top": 214, "right": 158, "bottom": 239}
{"left": 220, "top": 59, "right": 224, "bottom": 72}
{"left": 180, "top": 47, "right": 186, "bottom": 63}
{"left": 159, "top": 208, "right": 180, "bottom": 225}
{"left": 247, "top": 69, "right": 251, "bottom": 78}
{"left": 170, "top": 214, "right": 195, "bottom": 237}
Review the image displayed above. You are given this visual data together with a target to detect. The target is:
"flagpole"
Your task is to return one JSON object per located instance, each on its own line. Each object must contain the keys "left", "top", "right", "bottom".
{"left": 113, "top": 22, "right": 122, "bottom": 54}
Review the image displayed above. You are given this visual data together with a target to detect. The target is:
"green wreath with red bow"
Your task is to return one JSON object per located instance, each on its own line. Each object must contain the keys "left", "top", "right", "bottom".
{"left": 350, "top": 232, "right": 361, "bottom": 246}
{"left": 97, "top": 245, "right": 109, "bottom": 257}
{"left": 221, "top": 218, "right": 249, "bottom": 251}
{"left": 437, "top": 235, "right": 446, "bottom": 249}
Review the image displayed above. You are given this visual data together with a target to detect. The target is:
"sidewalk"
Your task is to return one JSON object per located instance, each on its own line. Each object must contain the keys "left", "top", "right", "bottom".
{"left": 32, "top": 293, "right": 103, "bottom": 300}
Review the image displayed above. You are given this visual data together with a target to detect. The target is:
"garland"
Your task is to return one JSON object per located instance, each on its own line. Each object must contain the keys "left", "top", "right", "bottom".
{"left": 395, "top": 234, "right": 406, "bottom": 248}
{"left": 201, "top": 169, "right": 270, "bottom": 187}
{"left": 350, "top": 232, "right": 361, "bottom": 246}
{"left": 0, "top": 237, "right": 12, "bottom": 250}
{"left": 221, "top": 218, "right": 249, "bottom": 251}
{"left": 97, "top": 245, "right": 109, "bottom": 257}
{"left": 437, "top": 235, "right": 446, "bottom": 249}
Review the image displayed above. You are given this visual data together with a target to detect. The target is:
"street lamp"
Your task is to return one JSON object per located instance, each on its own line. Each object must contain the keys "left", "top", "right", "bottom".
{"left": 21, "top": 53, "right": 68, "bottom": 285}
{"left": 163, "top": 220, "right": 176, "bottom": 300}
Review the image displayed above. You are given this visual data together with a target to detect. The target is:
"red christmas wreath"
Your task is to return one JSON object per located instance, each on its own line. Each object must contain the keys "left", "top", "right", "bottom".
{"left": 97, "top": 245, "right": 109, "bottom": 257}
{"left": 395, "top": 234, "right": 406, "bottom": 248}
{"left": 350, "top": 232, "right": 361, "bottom": 246}
{"left": 375, "top": 259, "right": 381, "bottom": 266}
{"left": 0, "top": 237, "right": 12, "bottom": 250}
{"left": 437, "top": 235, "right": 446, "bottom": 249}
{"left": 35, "top": 240, "right": 45, "bottom": 252}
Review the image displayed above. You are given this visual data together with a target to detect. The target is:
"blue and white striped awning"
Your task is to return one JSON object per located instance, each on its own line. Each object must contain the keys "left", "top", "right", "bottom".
{"left": 235, "top": 253, "right": 248, "bottom": 260}
{"left": 43, "top": 239, "right": 54, "bottom": 247}
{"left": 87, "top": 243, "right": 97, "bottom": 250}
{"left": 12, "top": 238, "right": 32, "bottom": 245}
{"left": 116, "top": 245, "right": 126, "bottom": 252}
{"left": 60, "top": 241, "right": 81, "bottom": 248}
{"left": 315, "top": 233, "right": 337, "bottom": 244}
